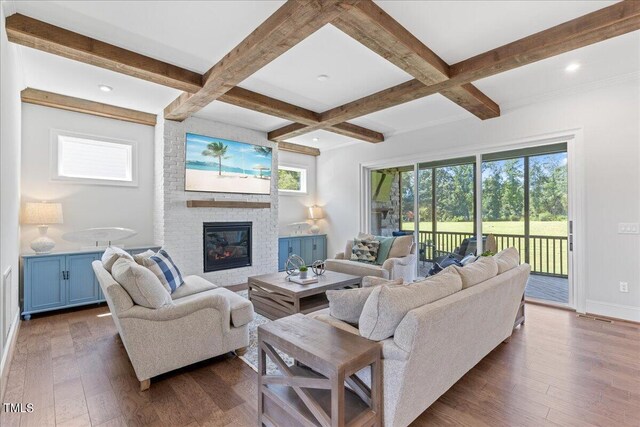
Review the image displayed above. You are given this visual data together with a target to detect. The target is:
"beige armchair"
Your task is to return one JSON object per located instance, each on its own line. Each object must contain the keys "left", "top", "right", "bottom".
{"left": 325, "top": 235, "right": 417, "bottom": 283}
{"left": 92, "top": 261, "right": 253, "bottom": 390}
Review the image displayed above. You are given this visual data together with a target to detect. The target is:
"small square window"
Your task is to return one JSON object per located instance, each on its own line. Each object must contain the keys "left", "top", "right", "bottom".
{"left": 51, "top": 131, "right": 137, "bottom": 186}
{"left": 278, "top": 166, "right": 307, "bottom": 194}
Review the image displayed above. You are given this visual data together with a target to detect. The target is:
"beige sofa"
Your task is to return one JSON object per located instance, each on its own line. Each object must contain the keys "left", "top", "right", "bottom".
{"left": 92, "top": 261, "right": 254, "bottom": 390}
{"left": 326, "top": 234, "right": 417, "bottom": 282}
{"left": 309, "top": 253, "right": 529, "bottom": 427}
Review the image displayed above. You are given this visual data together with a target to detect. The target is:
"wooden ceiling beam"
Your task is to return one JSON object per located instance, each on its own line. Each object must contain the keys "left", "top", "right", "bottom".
{"left": 277, "top": 141, "right": 321, "bottom": 157}
{"left": 440, "top": 84, "right": 500, "bottom": 120}
{"left": 332, "top": 1, "right": 500, "bottom": 120}
{"left": 219, "top": 87, "right": 320, "bottom": 125}
{"left": 6, "top": 14, "right": 202, "bottom": 93}
{"left": 327, "top": 122, "right": 384, "bottom": 143}
{"left": 271, "top": 0, "right": 640, "bottom": 140}
{"left": 21, "top": 88, "right": 157, "bottom": 126}
{"left": 267, "top": 120, "right": 383, "bottom": 143}
{"left": 332, "top": 1, "right": 450, "bottom": 85}
{"left": 163, "top": 0, "right": 360, "bottom": 121}
{"left": 450, "top": 0, "right": 640, "bottom": 84}
{"left": 5, "top": 12, "right": 381, "bottom": 144}
{"left": 220, "top": 87, "right": 383, "bottom": 143}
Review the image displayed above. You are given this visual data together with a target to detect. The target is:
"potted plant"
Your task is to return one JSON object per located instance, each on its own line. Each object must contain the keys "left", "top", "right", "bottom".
{"left": 299, "top": 265, "right": 308, "bottom": 279}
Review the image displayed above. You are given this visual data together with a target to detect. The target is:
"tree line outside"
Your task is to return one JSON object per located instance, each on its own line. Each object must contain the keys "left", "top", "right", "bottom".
{"left": 278, "top": 169, "right": 302, "bottom": 191}
{"left": 398, "top": 152, "right": 568, "bottom": 237}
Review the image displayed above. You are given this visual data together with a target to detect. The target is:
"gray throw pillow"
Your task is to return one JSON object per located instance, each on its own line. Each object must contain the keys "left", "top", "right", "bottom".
{"left": 101, "top": 246, "right": 134, "bottom": 273}
{"left": 359, "top": 270, "right": 462, "bottom": 341}
{"left": 494, "top": 247, "right": 520, "bottom": 274}
{"left": 327, "top": 278, "right": 402, "bottom": 324}
{"left": 388, "top": 235, "right": 413, "bottom": 259}
{"left": 453, "top": 256, "right": 499, "bottom": 289}
{"left": 133, "top": 249, "right": 155, "bottom": 265}
{"left": 111, "top": 258, "right": 172, "bottom": 309}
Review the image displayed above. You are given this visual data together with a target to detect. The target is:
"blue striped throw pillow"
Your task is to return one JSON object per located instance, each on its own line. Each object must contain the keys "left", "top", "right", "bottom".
{"left": 143, "top": 249, "right": 184, "bottom": 293}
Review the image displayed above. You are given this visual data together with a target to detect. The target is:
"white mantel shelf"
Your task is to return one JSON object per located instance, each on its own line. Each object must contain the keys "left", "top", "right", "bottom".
{"left": 186, "top": 200, "right": 271, "bottom": 209}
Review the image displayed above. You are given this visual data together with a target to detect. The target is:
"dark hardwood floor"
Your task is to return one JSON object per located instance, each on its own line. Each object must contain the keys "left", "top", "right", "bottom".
{"left": 1, "top": 303, "right": 638, "bottom": 426}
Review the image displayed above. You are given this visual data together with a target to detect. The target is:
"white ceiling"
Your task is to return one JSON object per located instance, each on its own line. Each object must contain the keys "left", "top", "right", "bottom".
{"left": 20, "top": 48, "right": 181, "bottom": 113}
{"left": 9, "top": 0, "right": 640, "bottom": 151}
{"left": 473, "top": 31, "right": 640, "bottom": 108}
{"left": 376, "top": 1, "right": 617, "bottom": 64}
{"left": 13, "top": 0, "right": 285, "bottom": 73}
{"left": 195, "top": 101, "right": 291, "bottom": 132}
{"left": 240, "top": 24, "right": 413, "bottom": 112}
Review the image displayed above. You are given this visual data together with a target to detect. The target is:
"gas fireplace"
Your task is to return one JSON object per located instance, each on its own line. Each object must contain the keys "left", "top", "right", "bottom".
{"left": 203, "top": 222, "right": 252, "bottom": 272}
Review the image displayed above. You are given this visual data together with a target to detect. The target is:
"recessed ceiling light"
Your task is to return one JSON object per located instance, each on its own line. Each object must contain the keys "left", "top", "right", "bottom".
{"left": 316, "top": 74, "right": 329, "bottom": 82}
{"left": 98, "top": 84, "right": 113, "bottom": 92}
{"left": 312, "top": 137, "right": 319, "bottom": 142}
{"left": 565, "top": 63, "right": 580, "bottom": 73}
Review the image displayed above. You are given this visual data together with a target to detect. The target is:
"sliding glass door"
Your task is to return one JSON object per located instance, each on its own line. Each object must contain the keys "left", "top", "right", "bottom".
{"left": 482, "top": 144, "right": 569, "bottom": 304}
{"left": 414, "top": 158, "right": 476, "bottom": 275}
{"left": 365, "top": 142, "right": 571, "bottom": 306}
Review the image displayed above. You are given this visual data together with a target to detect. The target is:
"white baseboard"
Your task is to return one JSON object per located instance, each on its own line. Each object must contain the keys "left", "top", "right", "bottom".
{"left": 0, "top": 311, "right": 21, "bottom": 402}
{"left": 585, "top": 300, "right": 640, "bottom": 323}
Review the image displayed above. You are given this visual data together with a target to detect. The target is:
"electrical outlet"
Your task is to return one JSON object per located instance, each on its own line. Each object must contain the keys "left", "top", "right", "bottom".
{"left": 618, "top": 223, "right": 640, "bottom": 234}
{"left": 619, "top": 282, "right": 629, "bottom": 293}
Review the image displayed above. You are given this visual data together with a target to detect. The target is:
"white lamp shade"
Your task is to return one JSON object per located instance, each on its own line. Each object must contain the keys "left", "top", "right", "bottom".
{"left": 308, "top": 206, "right": 324, "bottom": 220}
{"left": 24, "top": 202, "right": 64, "bottom": 225}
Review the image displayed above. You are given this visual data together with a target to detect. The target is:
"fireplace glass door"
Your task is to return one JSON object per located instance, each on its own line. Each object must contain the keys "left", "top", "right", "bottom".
{"left": 203, "top": 222, "right": 252, "bottom": 272}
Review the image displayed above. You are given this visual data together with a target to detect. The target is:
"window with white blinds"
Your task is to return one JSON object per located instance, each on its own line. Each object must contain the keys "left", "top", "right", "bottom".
{"left": 52, "top": 132, "right": 137, "bottom": 186}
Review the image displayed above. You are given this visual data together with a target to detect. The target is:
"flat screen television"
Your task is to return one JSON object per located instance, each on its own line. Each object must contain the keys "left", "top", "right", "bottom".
{"left": 184, "top": 133, "right": 272, "bottom": 195}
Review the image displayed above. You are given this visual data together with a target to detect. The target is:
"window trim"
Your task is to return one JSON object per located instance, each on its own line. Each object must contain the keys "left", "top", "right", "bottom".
{"left": 50, "top": 129, "right": 139, "bottom": 187}
{"left": 277, "top": 165, "right": 308, "bottom": 195}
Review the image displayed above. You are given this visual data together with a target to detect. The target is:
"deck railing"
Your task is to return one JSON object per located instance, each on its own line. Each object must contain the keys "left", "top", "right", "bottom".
{"left": 412, "top": 230, "right": 568, "bottom": 277}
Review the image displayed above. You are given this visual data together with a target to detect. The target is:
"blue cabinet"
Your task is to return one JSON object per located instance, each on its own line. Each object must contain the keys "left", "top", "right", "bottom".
{"left": 67, "top": 253, "right": 102, "bottom": 305}
{"left": 21, "top": 246, "right": 159, "bottom": 320}
{"left": 25, "top": 256, "right": 66, "bottom": 313}
{"left": 278, "top": 235, "right": 327, "bottom": 271}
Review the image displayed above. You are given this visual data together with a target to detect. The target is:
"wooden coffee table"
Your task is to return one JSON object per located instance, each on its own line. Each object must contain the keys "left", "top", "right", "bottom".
{"left": 248, "top": 271, "right": 361, "bottom": 320}
{"left": 258, "top": 314, "right": 381, "bottom": 427}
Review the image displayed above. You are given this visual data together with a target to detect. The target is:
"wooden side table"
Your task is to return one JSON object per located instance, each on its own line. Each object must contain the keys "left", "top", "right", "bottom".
{"left": 258, "top": 314, "right": 381, "bottom": 427}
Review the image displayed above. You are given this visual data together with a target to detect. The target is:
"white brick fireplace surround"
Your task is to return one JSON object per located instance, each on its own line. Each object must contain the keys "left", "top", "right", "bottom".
{"left": 155, "top": 117, "right": 279, "bottom": 287}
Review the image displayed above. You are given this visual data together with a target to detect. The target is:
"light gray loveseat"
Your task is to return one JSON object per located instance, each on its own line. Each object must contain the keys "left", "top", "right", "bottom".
{"left": 92, "top": 261, "right": 254, "bottom": 390}
{"left": 325, "top": 234, "right": 417, "bottom": 283}
{"left": 309, "top": 249, "right": 529, "bottom": 427}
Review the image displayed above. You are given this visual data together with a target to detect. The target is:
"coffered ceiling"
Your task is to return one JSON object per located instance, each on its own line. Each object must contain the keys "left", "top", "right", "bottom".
{"left": 8, "top": 1, "right": 640, "bottom": 151}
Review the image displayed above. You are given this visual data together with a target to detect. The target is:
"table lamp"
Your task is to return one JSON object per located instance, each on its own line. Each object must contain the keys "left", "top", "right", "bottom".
{"left": 23, "top": 201, "right": 63, "bottom": 253}
{"left": 307, "top": 206, "right": 324, "bottom": 234}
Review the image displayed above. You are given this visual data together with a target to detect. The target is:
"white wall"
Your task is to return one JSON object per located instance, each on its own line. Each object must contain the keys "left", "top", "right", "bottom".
{"left": 318, "top": 77, "right": 640, "bottom": 321}
{"left": 157, "top": 117, "right": 279, "bottom": 287}
{"left": 0, "top": 2, "right": 24, "bottom": 393}
{"left": 278, "top": 150, "right": 319, "bottom": 235}
{"left": 20, "top": 104, "right": 156, "bottom": 252}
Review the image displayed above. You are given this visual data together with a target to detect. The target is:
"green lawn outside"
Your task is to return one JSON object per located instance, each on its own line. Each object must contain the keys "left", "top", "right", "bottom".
{"left": 400, "top": 220, "right": 568, "bottom": 275}
{"left": 401, "top": 221, "right": 567, "bottom": 236}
